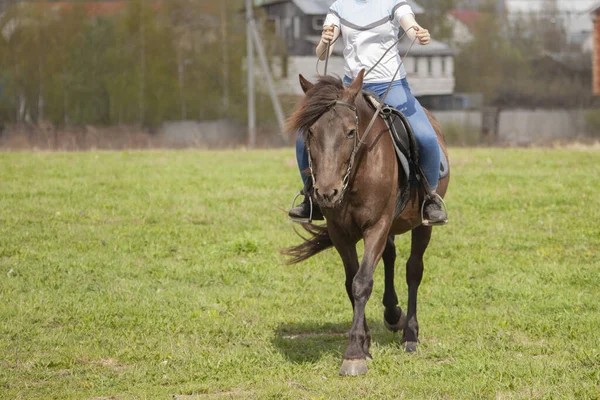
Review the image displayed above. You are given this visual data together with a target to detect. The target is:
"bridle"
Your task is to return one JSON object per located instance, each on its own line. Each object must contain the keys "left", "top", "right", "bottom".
{"left": 306, "top": 100, "right": 359, "bottom": 206}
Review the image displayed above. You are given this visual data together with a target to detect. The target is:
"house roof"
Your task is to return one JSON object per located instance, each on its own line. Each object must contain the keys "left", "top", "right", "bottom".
{"left": 448, "top": 10, "right": 480, "bottom": 29}
{"left": 258, "top": 0, "right": 424, "bottom": 15}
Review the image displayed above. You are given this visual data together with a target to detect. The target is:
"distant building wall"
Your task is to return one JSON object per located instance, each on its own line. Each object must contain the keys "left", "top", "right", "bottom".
{"left": 161, "top": 120, "right": 245, "bottom": 147}
{"left": 434, "top": 110, "right": 482, "bottom": 131}
{"left": 431, "top": 109, "right": 596, "bottom": 145}
{"left": 496, "top": 109, "right": 590, "bottom": 144}
{"left": 271, "top": 56, "right": 345, "bottom": 95}
{"left": 273, "top": 55, "right": 455, "bottom": 97}
{"left": 405, "top": 55, "right": 455, "bottom": 96}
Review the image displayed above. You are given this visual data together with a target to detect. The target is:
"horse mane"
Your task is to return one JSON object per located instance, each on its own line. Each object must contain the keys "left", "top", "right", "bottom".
{"left": 285, "top": 76, "right": 346, "bottom": 136}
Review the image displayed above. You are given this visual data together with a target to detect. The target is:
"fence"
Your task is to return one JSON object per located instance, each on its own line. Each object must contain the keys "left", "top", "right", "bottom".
{"left": 432, "top": 109, "right": 599, "bottom": 145}
{"left": 1, "top": 109, "right": 598, "bottom": 150}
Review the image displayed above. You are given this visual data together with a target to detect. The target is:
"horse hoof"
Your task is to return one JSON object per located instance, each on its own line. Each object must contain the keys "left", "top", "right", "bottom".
{"left": 384, "top": 307, "right": 406, "bottom": 332}
{"left": 339, "top": 359, "right": 368, "bottom": 376}
{"left": 402, "top": 341, "right": 418, "bottom": 353}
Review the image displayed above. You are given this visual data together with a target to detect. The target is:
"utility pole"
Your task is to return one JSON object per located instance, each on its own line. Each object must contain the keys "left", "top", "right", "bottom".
{"left": 220, "top": 0, "right": 230, "bottom": 113}
{"left": 245, "top": 0, "right": 287, "bottom": 147}
{"left": 245, "top": 0, "right": 256, "bottom": 148}
{"left": 250, "top": 23, "right": 286, "bottom": 135}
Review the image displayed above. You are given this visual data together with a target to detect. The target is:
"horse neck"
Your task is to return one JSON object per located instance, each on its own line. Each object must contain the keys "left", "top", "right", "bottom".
{"left": 354, "top": 94, "right": 387, "bottom": 148}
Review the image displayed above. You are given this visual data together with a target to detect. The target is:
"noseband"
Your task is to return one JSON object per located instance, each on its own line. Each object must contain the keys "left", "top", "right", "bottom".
{"left": 306, "top": 100, "right": 360, "bottom": 207}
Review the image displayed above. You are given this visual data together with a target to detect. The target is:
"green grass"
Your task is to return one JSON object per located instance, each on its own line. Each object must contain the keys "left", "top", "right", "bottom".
{"left": 1, "top": 148, "right": 599, "bottom": 399}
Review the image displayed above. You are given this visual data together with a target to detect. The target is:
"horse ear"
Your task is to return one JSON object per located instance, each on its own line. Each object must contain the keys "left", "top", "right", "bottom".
{"left": 348, "top": 69, "right": 365, "bottom": 102}
{"left": 299, "top": 74, "right": 314, "bottom": 93}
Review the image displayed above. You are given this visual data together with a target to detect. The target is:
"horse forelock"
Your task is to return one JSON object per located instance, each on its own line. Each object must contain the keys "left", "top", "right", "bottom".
{"left": 286, "top": 76, "right": 346, "bottom": 136}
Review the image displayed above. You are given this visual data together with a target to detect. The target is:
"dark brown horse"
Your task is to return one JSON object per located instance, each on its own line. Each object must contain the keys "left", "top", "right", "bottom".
{"left": 283, "top": 69, "right": 450, "bottom": 376}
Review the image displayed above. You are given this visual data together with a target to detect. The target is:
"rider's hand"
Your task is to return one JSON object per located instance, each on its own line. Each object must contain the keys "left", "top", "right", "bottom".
{"left": 321, "top": 24, "right": 335, "bottom": 44}
{"left": 413, "top": 26, "right": 430, "bottom": 45}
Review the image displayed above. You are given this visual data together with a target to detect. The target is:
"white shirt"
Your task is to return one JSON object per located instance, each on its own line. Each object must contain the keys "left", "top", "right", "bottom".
{"left": 324, "top": 0, "right": 414, "bottom": 83}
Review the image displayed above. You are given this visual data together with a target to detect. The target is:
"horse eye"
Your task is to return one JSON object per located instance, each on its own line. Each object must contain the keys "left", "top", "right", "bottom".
{"left": 347, "top": 129, "right": 356, "bottom": 138}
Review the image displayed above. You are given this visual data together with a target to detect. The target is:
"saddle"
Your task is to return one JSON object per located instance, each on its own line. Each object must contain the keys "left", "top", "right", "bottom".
{"left": 364, "top": 93, "right": 449, "bottom": 219}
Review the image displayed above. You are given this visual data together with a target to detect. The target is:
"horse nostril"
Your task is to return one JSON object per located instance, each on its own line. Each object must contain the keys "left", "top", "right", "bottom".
{"left": 321, "top": 188, "right": 339, "bottom": 201}
{"left": 314, "top": 185, "right": 340, "bottom": 202}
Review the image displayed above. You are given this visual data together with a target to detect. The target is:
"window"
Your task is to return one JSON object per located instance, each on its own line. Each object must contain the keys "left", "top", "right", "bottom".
{"left": 312, "top": 16, "right": 325, "bottom": 31}
{"left": 427, "top": 57, "right": 433, "bottom": 76}
{"left": 441, "top": 57, "right": 446, "bottom": 76}
{"left": 283, "top": 18, "right": 292, "bottom": 44}
{"left": 294, "top": 16, "right": 300, "bottom": 39}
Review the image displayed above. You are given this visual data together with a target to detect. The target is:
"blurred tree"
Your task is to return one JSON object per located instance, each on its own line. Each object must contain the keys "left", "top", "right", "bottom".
{"left": 453, "top": 0, "right": 594, "bottom": 108}
{"left": 0, "top": 0, "right": 293, "bottom": 127}
{"left": 454, "top": 1, "right": 529, "bottom": 102}
{"left": 414, "top": 0, "right": 458, "bottom": 42}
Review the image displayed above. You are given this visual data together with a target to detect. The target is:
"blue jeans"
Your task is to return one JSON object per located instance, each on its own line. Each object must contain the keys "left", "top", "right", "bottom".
{"left": 296, "top": 77, "right": 440, "bottom": 189}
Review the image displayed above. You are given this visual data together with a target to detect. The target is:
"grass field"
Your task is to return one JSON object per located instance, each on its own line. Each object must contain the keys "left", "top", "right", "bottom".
{"left": 1, "top": 148, "right": 599, "bottom": 399}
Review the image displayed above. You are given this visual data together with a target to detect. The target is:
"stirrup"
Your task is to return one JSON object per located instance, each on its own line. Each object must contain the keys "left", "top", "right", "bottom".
{"left": 420, "top": 193, "right": 448, "bottom": 227}
{"left": 289, "top": 191, "right": 314, "bottom": 224}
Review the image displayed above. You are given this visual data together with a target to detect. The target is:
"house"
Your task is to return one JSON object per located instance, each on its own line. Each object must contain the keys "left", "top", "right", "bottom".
{"left": 446, "top": 9, "right": 478, "bottom": 48}
{"left": 255, "top": 0, "right": 455, "bottom": 100}
{"left": 454, "top": 0, "right": 504, "bottom": 13}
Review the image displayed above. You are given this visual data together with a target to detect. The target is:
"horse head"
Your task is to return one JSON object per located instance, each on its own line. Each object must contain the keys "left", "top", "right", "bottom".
{"left": 289, "top": 70, "right": 366, "bottom": 209}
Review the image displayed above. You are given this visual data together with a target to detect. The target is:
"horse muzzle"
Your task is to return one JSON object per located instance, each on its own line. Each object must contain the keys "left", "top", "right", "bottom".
{"left": 314, "top": 183, "right": 343, "bottom": 209}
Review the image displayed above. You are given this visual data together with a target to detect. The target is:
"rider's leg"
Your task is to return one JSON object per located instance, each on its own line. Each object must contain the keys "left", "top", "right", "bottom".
{"left": 296, "top": 130, "right": 309, "bottom": 184}
{"left": 365, "top": 79, "right": 440, "bottom": 189}
{"left": 362, "top": 79, "right": 446, "bottom": 224}
{"left": 289, "top": 130, "right": 324, "bottom": 221}
{"left": 396, "top": 80, "right": 440, "bottom": 191}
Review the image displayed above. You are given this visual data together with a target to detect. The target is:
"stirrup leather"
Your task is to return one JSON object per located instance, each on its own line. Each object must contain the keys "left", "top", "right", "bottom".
{"left": 420, "top": 193, "right": 448, "bottom": 227}
{"left": 289, "top": 191, "right": 314, "bottom": 224}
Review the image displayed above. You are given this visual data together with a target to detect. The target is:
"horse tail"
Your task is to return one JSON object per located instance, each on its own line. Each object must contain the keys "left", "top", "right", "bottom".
{"left": 281, "top": 223, "right": 333, "bottom": 265}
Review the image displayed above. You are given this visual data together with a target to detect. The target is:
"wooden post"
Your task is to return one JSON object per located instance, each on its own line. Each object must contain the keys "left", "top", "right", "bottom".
{"left": 245, "top": 0, "right": 256, "bottom": 148}
{"left": 250, "top": 24, "right": 286, "bottom": 134}
{"left": 594, "top": 11, "right": 600, "bottom": 95}
{"left": 220, "top": 0, "right": 230, "bottom": 112}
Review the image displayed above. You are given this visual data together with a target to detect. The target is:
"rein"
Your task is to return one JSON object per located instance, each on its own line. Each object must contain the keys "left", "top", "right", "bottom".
{"left": 309, "top": 28, "right": 419, "bottom": 205}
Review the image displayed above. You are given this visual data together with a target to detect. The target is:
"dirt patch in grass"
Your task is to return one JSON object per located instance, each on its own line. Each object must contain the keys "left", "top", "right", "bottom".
{"left": 78, "top": 358, "right": 131, "bottom": 372}
{"left": 172, "top": 390, "right": 253, "bottom": 399}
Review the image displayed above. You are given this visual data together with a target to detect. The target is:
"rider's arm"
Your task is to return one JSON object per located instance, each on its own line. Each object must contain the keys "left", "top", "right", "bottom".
{"left": 395, "top": 4, "right": 431, "bottom": 45}
{"left": 317, "top": 2, "right": 341, "bottom": 60}
{"left": 316, "top": 25, "right": 341, "bottom": 60}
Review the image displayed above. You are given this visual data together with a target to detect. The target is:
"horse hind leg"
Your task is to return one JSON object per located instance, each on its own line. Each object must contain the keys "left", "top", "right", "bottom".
{"left": 403, "top": 225, "right": 432, "bottom": 353}
{"left": 382, "top": 235, "right": 407, "bottom": 332}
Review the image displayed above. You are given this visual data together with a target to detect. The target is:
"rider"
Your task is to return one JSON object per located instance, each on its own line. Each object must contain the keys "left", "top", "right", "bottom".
{"left": 288, "top": 0, "right": 447, "bottom": 225}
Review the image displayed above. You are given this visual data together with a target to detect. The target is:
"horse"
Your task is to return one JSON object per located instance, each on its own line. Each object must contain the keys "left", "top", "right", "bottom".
{"left": 283, "top": 69, "right": 450, "bottom": 376}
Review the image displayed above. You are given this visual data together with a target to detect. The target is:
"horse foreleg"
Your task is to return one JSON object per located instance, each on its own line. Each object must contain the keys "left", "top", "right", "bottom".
{"left": 402, "top": 224, "right": 432, "bottom": 352}
{"left": 334, "top": 239, "right": 372, "bottom": 360}
{"left": 334, "top": 243, "right": 359, "bottom": 309}
{"left": 340, "top": 222, "right": 389, "bottom": 376}
{"left": 382, "top": 235, "right": 407, "bottom": 332}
